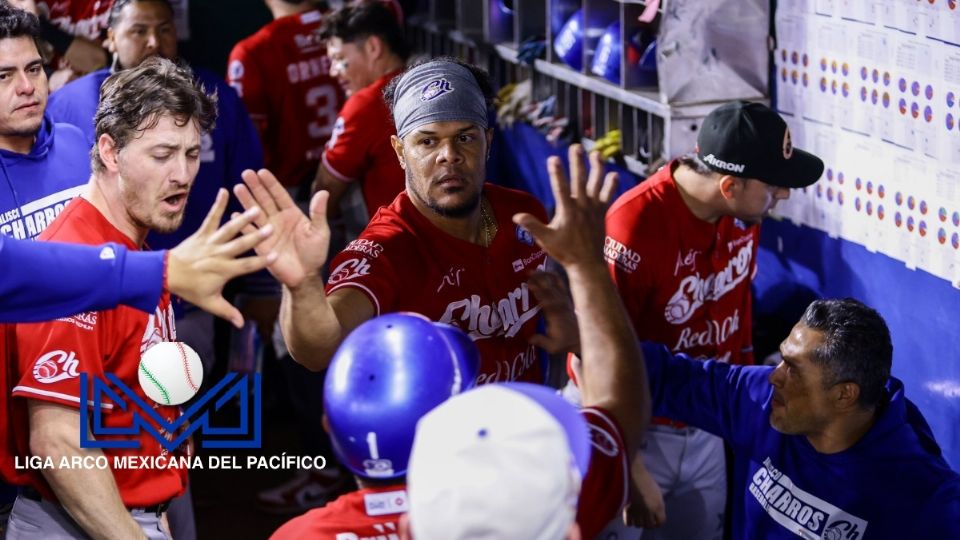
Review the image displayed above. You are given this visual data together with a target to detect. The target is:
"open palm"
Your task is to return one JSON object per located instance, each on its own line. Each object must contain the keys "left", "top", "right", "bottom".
{"left": 234, "top": 169, "right": 331, "bottom": 289}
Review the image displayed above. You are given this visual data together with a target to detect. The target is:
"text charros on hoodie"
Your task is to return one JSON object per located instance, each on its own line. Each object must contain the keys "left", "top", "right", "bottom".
{"left": 0, "top": 114, "right": 90, "bottom": 240}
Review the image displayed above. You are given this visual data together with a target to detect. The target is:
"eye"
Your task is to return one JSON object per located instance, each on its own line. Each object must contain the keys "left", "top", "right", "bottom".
{"left": 458, "top": 133, "right": 475, "bottom": 143}
{"left": 418, "top": 138, "right": 434, "bottom": 146}
{"left": 152, "top": 154, "right": 171, "bottom": 163}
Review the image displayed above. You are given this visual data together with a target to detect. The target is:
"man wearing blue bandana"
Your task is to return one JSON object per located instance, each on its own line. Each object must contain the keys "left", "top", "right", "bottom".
{"left": 234, "top": 57, "right": 576, "bottom": 385}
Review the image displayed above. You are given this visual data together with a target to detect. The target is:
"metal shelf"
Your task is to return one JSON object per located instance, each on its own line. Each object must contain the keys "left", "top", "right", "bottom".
{"left": 534, "top": 59, "right": 668, "bottom": 116}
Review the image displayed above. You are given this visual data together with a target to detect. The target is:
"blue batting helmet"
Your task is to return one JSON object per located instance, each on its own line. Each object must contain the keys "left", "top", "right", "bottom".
{"left": 323, "top": 313, "right": 479, "bottom": 480}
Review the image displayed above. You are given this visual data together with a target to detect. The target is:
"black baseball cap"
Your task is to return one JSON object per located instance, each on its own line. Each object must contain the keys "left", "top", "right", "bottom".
{"left": 696, "top": 101, "right": 824, "bottom": 188}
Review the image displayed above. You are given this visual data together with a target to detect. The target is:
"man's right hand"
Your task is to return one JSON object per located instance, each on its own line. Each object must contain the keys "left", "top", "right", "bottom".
{"left": 234, "top": 168, "right": 332, "bottom": 289}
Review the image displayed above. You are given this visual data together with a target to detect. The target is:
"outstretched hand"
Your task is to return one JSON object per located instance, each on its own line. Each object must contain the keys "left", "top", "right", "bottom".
{"left": 167, "top": 189, "right": 277, "bottom": 328}
{"left": 512, "top": 144, "right": 617, "bottom": 272}
{"left": 233, "top": 169, "right": 331, "bottom": 289}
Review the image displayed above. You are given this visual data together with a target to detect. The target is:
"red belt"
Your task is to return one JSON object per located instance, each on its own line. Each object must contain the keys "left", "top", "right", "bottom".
{"left": 650, "top": 416, "right": 688, "bottom": 429}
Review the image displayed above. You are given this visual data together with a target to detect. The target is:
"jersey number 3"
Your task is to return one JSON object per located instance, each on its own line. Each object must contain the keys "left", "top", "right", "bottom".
{"left": 306, "top": 85, "right": 338, "bottom": 139}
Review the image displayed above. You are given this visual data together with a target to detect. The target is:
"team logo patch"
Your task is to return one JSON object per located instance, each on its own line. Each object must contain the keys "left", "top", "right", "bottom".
{"left": 587, "top": 422, "right": 619, "bottom": 457}
{"left": 33, "top": 350, "right": 81, "bottom": 384}
{"left": 420, "top": 78, "right": 453, "bottom": 101}
{"left": 515, "top": 225, "right": 535, "bottom": 246}
{"left": 328, "top": 258, "right": 372, "bottom": 285}
{"left": 782, "top": 126, "right": 794, "bottom": 159}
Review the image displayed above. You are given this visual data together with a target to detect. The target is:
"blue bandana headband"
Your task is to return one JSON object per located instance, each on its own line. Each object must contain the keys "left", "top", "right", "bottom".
{"left": 392, "top": 60, "right": 488, "bottom": 139}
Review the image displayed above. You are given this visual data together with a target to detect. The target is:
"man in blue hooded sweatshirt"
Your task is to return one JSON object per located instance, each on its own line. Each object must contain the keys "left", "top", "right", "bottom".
{"left": 0, "top": 4, "right": 90, "bottom": 241}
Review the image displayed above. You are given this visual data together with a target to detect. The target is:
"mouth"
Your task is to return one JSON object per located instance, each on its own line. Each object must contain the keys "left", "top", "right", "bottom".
{"left": 161, "top": 193, "right": 188, "bottom": 212}
{"left": 15, "top": 102, "right": 40, "bottom": 113}
{"left": 435, "top": 174, "right": 467, "bottom": 191}
{"left": 771, "top": 393, "right": 785, "bottom": 408}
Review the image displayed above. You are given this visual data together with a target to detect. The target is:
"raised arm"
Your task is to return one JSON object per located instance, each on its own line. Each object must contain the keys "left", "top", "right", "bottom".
{"left": 513, "top": 144, "right": 650, "bottom": 452}
{"left": 233, "top": 169, "right": 374, "bottom": 370}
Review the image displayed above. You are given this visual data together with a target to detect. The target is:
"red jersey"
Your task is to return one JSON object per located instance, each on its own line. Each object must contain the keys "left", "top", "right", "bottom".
{"left": 578, "top": 407, "right": 629, "bottom": 539}
{"left": 322, "top": 70, "right": 405, "bottom": 216}
{"left": 40, "top": 0, "right": 111, "bottom": 40}
{"left": 325, "top": 185, "right": 549, "bottom": 385}
{"left": 604, "top": 161, "right": 758, "bottom": 366}
{"left": 228, "top": 9, "right": 344, "bottom": 188}
{"left": 10, "top": 198, "right": 187, "bottom": 507}
{"left": 270, "top": 485, "right": 408, "bottom": 540}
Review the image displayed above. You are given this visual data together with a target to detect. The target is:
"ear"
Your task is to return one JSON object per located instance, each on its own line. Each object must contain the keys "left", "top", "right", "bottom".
{"left": 364, "top": 34, "right": 384, "bottom": 60}
{"left": 97, "top": 133, "right": 121, "bottom": 173}
{"left": 718, "top": 175, "right": 741, "bottom": 201}
{"left": 390, "top": 134, "right": 406, "bottom": 169}
{"left": 833, "top": 381, "right": 862, "bottom": 411}
{"left": 321, "top": 413, "right": 331, "bottom": 434}
{"left": 485, "top": 128, "right": 494, "bottom": 159}
{"left": 105, "top": 28, "right": 117, "bottom": 54}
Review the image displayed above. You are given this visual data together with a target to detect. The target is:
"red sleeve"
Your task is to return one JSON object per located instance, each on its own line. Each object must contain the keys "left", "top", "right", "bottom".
{"left": 577, "top": 407, "right": 629, "bottom": 539}
{"left": 322, "top": 92, "right": 378, "bottom": 183}
{"left": 227, "top": 43, "right": 268, "bottom": 133}
{"left": 324, "top": 236, "right": 403, "bottom": 315}
{"left": 13, "top": 313, "right": 112, "bottom": 411}
{"left": 741, "top": 226, "right": 761, "bottom": 365}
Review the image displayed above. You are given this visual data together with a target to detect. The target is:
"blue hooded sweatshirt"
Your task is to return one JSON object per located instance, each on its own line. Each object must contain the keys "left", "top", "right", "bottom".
{"left": 0, "top": 115, "right": 91, "bottom": 240}
{"left": 642, "top": 342, "right": 960, "bottom": 539}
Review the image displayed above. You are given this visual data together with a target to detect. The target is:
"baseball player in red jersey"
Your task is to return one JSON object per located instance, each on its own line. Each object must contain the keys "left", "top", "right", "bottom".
{"left": 570, "top": 101, "right": 824, "bottom": 539}
{"left": 401, "top": 144, "right": 649, "bottom": 540}
{"left": 234, "top": 58, "right": 572, "bottom": 385}
{"left": 227, "top": 0, "right": 344, "bottom": 190}
{"left": 312, "top": 2, "right": 408, "bottom": 223}
{"left": 4, "top": 58, "right": 216, "bottom": 540}
{"left": 270, "top": 313, "right": 479, "bottom": 540}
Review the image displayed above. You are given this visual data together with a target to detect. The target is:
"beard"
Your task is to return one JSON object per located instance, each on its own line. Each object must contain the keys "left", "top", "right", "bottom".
{"left": 118, "top": 173, "right": 187, "bottom": 236}
{"left": 406, "top": 168, "right": 482, "bottom": 219}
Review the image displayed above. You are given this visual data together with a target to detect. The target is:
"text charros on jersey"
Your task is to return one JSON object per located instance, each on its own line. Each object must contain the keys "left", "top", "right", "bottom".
{"left": 664, "top": 240, "right": 753, "bottom": 325}
{"left": 439, "top": 283, "right": 542, "bottom": 341}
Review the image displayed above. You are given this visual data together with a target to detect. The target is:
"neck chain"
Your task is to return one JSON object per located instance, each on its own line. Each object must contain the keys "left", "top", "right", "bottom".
{"left": 480, "top": 200, "right": 494, "bottom": 247}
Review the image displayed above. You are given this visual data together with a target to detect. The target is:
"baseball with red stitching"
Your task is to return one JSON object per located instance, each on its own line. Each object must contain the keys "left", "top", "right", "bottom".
{"left": 138, "top": 341, "right": 205, "bottom": 406}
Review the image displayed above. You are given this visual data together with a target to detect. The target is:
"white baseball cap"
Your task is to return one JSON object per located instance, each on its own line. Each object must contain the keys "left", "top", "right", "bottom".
{"left": 406, "top": 383, "right": 592, "bottom": 540}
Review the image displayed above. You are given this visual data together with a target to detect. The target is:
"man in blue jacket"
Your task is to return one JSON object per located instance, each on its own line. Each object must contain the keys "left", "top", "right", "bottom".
{"left": 622, "top": 298, "right": 960, "bottom": 538}
{"left": 0, "top": 4, "right": 90, "bottom": 241}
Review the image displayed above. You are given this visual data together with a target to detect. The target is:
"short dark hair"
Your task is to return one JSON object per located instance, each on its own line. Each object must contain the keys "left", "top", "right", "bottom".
{"left": 382, "top": 56, "right": 495, "bottom": 115}
{"left": 800, "top": 298, "right": 893, "bottom": 408}
{"left": 676, "top": 153, "right": 719, "bottom": 177}
{"left": 108, "top": 0, "right": 173, "bottom": 28}
{"left": 0, "top": 2, "right": 42, "bottom": 54}
{"left": 92, "top": 56, "right": 217, "bottom": 172}
{"left": 319, "top": 1, "right": 409, "bottom": 61}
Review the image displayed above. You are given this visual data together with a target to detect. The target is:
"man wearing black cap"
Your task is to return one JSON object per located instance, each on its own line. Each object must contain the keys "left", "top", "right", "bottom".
{"left": 565, "top": 101, "right": 824, "bottom": 539}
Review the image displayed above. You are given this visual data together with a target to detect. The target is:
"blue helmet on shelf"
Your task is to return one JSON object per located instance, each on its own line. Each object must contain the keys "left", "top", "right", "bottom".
{"left": 323, "top": 312, "right": 479, "bottom": 480}
{"left": 591, "top": 22, "right": 658, "bottom": 86}
{"left": 553, "top": 9, "right": 585, "bottom": 71}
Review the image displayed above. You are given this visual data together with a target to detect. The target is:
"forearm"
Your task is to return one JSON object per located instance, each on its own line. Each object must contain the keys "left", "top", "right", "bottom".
{"left": 311, "top": 164, "right": 347, "bottom": 218}
{"left": 31, "top": 423, "right": 145, "bottom": 540}
{"left": 567, "top": 261, "right": 650, "bottom": 451}
{"left": 279, "top": 278, "right": 344, "bottom": 370}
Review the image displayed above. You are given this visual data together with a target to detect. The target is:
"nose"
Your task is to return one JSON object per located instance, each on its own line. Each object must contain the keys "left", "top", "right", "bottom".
{"left": 146, "top": 30, "right": 159, "bottom": 51}
{"left": 436, "top": 138, "right": 464, "bottom": 164}
{"left": 768, "top": 362, "right": 786, "bottom": 387}
{"left": 15, "top": 70, "right": 35, "bottom": 95}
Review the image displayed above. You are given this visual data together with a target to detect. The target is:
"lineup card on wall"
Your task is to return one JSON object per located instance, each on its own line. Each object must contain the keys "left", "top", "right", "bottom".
{"left": 774, "top": 0, "right": 960, "bottom": 288}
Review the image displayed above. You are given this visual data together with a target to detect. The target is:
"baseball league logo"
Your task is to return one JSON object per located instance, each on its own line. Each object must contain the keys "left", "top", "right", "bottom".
{"left": 80, "top": 372, "right": 263, "bottom": 452}
{"left": 420, "top": 78, "right": 453, "bottom": 101}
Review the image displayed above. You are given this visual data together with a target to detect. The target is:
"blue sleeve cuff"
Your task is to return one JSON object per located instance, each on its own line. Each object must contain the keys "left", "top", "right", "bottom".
{"left": 118, "top": 250, "right": 165, "bottom": 313}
